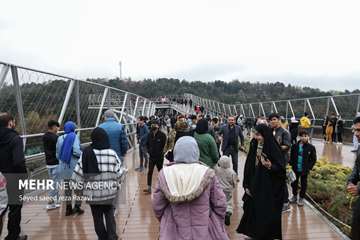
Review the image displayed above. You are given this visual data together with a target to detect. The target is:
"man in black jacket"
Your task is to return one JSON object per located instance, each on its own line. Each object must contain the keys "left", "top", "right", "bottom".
{"left": 347, "top": 116, "right": 360, "bottom": 240}
{"left": 289, "top": 130, "right": 317, "bottom": 207}
{"left": 144, "top": 120, "right": 166, "bottom": 194}
{"left": 220, "top": 116, "right": 244, "bottom": 175}
{"left": 43, "top": 120, "right": 60, "bottom": 210}
{"left": 269, "top": 113, "right": 292, "bottom": 212}
{"left": 0, "top": 113, "right": 27, "bottom": 240}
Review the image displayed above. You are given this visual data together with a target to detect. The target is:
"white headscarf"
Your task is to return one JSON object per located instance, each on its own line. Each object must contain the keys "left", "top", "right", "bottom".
{"left": 163, "top": 136, "right": 209, "bottom": 201}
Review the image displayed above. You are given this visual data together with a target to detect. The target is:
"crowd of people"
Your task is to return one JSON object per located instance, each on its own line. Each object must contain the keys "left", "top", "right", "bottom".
{"left": 0, "top": 106, "right": 360, "bottom": 239}
{"left": 135, "top": 110, "right": 360, "bottom": 240}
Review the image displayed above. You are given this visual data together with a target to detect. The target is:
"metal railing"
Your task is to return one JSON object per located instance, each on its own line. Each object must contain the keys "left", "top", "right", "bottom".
{"left": 0, "top": 61, "right": 156, "bottom": 157}
{"left": 185, "top": 93, "right": 360, "bottom": 127}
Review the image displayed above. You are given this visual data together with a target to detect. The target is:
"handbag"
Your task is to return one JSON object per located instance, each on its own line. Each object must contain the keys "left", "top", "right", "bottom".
{"left": 287, "top": 169, "right": 297, "bottom": 183}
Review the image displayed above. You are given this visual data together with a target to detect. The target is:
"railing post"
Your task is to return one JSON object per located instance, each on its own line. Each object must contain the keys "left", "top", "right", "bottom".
{"left": 142, "top": 99, "right": 147, "bottom": 116}
{"left": 11, "top": 66, "right": 26, "bottom": 149}
{"left": 233, "top": 105, "right": 238, "bottom": 115}
{"left": 132, "top": 96, "right": 139, "bottom": 120}
{"left": 241, "top": 104, "right": 246, "bottom": 118}
{"left": 288, "top": 101, "right": 295, "bottom": 117}
{"left": 272, "top": 101, "right": 278, "bottom": 113}
{"left": 306, "top": 99, "right": 315, "bottom": 121}
{"left": 260, "top": 103, "right": 266, "bottom": 117}
{"left": 217, "top": 102, "right": 221, "bottom": 114}
{"left": 0, "top": 64, "right": 10, "bottom": 89}
{"left": 58, "top": 80, "right": 75, "bottom": 125}
{"left": 75, "top": 81, "right": 81, "bottom": 129}
{"left": 285, "top": 101, "right": 289, "bottom": 120}
{"left": 325, "top": 97, "right": 330, "bottom": 117}
{"left": 95, "top": 87, "right": 109, "bottom": 126}
{"left": 119, "top": 93, "right": 128, "bottom": 123}
{"left": 146, "top": 102, "right": 152, "bottom": 117}
{"left": 250, "top": 104, "right": 255, "bottom": 118}
{"left": 330, "top": 97, "right": 339, "bottom": 116}
{"left": 356, "top": 95, "right": 360, "bottom": 115}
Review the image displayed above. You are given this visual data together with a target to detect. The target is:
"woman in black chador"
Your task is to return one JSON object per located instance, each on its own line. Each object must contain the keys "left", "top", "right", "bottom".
{"left": 237, "top": 124, "right": 286, "bottom": 240}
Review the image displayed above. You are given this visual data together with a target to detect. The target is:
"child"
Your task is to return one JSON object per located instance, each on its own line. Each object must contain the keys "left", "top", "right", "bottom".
{"left": 289, "top": 130, "right": 317, "bottom": 206}
{"left": 215, "top": 155, "right": 237, "bottom": 226}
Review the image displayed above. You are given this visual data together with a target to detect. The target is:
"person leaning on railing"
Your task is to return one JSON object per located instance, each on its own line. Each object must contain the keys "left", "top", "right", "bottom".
{"left": 347, "top": 116, "right": 360, "bottom": 240}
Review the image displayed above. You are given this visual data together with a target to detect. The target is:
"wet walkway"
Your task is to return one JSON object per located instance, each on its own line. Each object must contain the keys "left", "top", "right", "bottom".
{"left": 312, "top": 139, "right": 357, "bottom": 168}
{"left": 2, "top": 148, "right": 345, "bottom": 239}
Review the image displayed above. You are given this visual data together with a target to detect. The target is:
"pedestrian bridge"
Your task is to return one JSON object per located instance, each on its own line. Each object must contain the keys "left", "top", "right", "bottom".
{"left": 0, "top": 61, "right": 358, "bottom": 239}
{"left": 1, "top": 146, "right": 353, "bottom": 240}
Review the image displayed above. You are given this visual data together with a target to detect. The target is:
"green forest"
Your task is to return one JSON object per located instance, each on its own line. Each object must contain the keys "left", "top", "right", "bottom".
{"left": 95, "top": 78, "right": 360, "bottom": 104}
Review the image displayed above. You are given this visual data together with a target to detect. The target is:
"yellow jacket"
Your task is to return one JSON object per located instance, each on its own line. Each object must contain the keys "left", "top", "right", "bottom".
{"left": 300, "top": 116, "right": 311, "bottom": 128}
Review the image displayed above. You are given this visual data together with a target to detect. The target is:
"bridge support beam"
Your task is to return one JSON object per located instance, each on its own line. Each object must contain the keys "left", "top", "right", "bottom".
{"left": 75, "top": 81, "right": 81, "bottom": 130}
{"left": 11, "top": 66, "right": 26, "bottom": 149}
{"left": 58, "top": 80, "right": 75, "bottom": 125}
{"left": 142, "top": 99, "right": 147, "bottom": 116}
{"left": 95, "top": 87, "right": 109, "bottom": 126}
{"left": 0, "top": 64, "right": 10, "bottom": 89}
{"left": 119, "top": 92, "right": 128, "bottom": 123}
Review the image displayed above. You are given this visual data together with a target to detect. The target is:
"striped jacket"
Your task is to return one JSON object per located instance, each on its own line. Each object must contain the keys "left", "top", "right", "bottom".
{"left": 71, "top": 149, "right": 125, "bottom": 203}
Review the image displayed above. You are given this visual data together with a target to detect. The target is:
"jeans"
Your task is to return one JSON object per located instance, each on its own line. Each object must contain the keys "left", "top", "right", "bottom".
{"left": 224, "top": 191, "right": 233, "bottom": 214}
{"left": 291, "top": 172, "right": 308, "bottom": 198}
{"left": 64, "top": 179, "right": 82, "bottom": 208}
{"left": 47, "top": 166, "right": 60, "bottom": 202}
{"left": 147, "top": 157, "right": 163, "bottom": 187}
{"left": 223, "top": 146, "right": 239, "bottom": 175}
{"left": 139, "top": 145, "right": 149, "bottom": 168}
{"left": 90, "top": 204, "right": 118, "bottom": 240}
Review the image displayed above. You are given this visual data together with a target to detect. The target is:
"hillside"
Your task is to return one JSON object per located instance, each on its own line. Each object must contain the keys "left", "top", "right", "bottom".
{"left": 96, "top": 78, "right": 359, "bottom": 104}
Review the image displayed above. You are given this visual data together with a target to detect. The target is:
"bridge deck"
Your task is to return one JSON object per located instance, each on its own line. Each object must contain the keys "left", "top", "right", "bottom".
{"left": 2, "top": 143, "right": 351, "bottom": 240}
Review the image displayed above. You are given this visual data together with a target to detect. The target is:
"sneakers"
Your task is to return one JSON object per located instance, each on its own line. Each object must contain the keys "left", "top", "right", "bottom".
{"left": 225, "top": 212, "right": 231, "bottom": 226}
{"left": 65, "top": 205, "right": 84, "bottom": 216}
{"left": 135, "top": 166, "right": 144, "bottom": 172}
{"left": 46, "top": 203, "right": 60, "bottom": 210}
{"left": 73, "top": 206, "right": 85, "bottom": 215}
{"left": 289, "top": 196, "right": 297, "bottom": 204}
{"left": 297, "top": 198, "right": 305, "bottom": 207}
{"left": 46, "top": 200, "right": 60, "bottom": 210}
{"left": 282, "top": 203, "right": 291, "bottom": 213}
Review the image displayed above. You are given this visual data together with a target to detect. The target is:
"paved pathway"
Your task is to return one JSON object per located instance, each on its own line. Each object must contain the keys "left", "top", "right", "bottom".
{"left": 1, "top": 148, "right": 345, "bottom": 239}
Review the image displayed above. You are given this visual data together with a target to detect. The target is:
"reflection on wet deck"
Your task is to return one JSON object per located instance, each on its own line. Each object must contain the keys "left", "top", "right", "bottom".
{"left": 312, "top": 139, "right": 357, "bottom": 168}
{"left": 1, "top": 148, "right": 345, "bottom": 239}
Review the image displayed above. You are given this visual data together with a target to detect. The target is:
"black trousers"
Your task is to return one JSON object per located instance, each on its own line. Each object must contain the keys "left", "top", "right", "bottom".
{"left": 90, "top": 205, "right": 118, "bottom": 240}
{"left": 224, "top": 146, "right": 239, "bottom": 175}
{"left": 4, "top": 175, "right": 24, "bottom": 240}
{"left": 147, "top": 156, "right": 163, "bottom": 187}
{"left": 337, "top": 132, "right": 343, "bottom": 143}
{"left": 352, "top": 198, "right": 360, "bottom": 240}
{"left": 291, "top": 172, "right": 308, "bottom": 198}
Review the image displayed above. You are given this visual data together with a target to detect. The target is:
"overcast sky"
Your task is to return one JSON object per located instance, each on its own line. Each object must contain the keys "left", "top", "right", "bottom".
{"left": 1, "top": 0, "right": 359, "bottom": 91}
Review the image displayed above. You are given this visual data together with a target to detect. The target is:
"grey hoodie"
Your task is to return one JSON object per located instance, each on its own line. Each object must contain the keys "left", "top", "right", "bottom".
{"left": 215, "top": 156, "right": 236, "bottom": 194}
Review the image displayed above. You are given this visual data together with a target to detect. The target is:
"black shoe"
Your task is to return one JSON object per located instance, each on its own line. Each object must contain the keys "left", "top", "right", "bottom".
{"left": 65, "top": 205, "right": 74, "bottom": 216}
{"left": 73, "top": 206, "right": 85, "bottom": 215}
{"left": 225, "top": 213, "right": 231, "bottom": 226}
